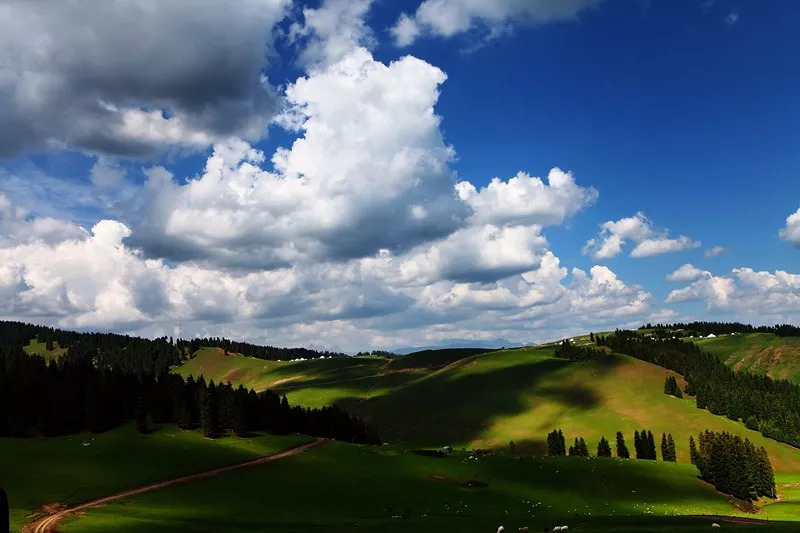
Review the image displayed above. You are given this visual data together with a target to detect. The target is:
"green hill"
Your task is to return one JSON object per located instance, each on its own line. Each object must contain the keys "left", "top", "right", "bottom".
{"left": 55, "top": 442, "right": 798, "bottom": 532}
{"left": 692, "top": 333, "right": 800, "bottom": 384}
{"left": 0, "top": 423, "right": 309, "bottom": 532}
{"left": 173, "top": 345, "right": 800, "bottom": 475}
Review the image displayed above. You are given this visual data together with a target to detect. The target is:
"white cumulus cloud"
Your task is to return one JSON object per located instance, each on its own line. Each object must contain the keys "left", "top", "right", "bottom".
{"left": 583, "top": 212, "right": 700, "bottom": 260}
{"left": 779, "top": 207, "right": 800, "bottom": 247}
{"left": 391, "top": 0, "right": 602, "bottom": 46}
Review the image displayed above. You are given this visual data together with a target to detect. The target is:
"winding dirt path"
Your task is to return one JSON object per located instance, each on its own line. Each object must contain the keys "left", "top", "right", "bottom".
{"left": 24, "top": 438, "right": 324, "bottom": 533}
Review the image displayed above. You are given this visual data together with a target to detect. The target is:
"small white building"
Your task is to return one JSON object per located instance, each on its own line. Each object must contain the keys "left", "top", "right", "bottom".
{"left": 706, "top": 334, "right": 716, "bottom": 338}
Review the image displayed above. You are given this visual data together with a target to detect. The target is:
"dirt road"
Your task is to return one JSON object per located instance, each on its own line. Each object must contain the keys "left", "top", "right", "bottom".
{"left": 24, "top": 438, "right": 324, "bottom": 533}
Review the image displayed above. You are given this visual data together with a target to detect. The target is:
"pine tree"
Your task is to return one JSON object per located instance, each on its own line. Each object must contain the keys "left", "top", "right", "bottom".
{"left": 556, "top": 430, "right": 566, "bottom": 455}
{"left": 647, "top": 430, "right": 656, "bottom": 460}
{"left": 634, "top": 430, "right": 642, "bottom": 459}
{"left": 597, "top": 436, "right": 612, "bottom": 457}
{"left": 661, "top": 433, "right": 669, "bottom": 462}
{"left": 509, "top": 440, "right": 516, "bottom": 454}
{"left": 578, "top": 437, "right": 589, "bottom": 457}
{"left": 616, "top": 431, "right": 630, "bottom": 458}
{"left": 667, "top": 434, "right": 677, "bottom": 462}
{"left": 200, "top": 381, "right": 220, "bottom": 439}
{"left": 589, "top": 332, "right": 595, "bottom": 342}
{"left": 568, "top": 438, "right": 576, "bottom": 456}
{"left": 758, "top": 446, "right": 776, "bottom": 498}
{"left": 664, "top": 376, "right": 675, "bottom": 395}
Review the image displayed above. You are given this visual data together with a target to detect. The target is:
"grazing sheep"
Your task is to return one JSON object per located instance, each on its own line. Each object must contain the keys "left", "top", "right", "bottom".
{"left": 518, "top": 527, "right": 528, "bottom": 532}
{"left": 497, "top": 527, "right": 504, "bottom": 533}
{"left": 712, "top": 524, "right": 721, "bottom": 528}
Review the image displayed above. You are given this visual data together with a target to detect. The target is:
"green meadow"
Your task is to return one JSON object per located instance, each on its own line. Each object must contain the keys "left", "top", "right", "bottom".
{"left": 172, "top": 345, "right": 800, "bottom": 475}
{"left": 0, "top": 423, "right": 309, "bottom": 532}
{"left": 22, "top": 339, "right": 67, "bottom": 362}
{"left": 693, "top": 333, "right": 800, "bottom": 384}
{"left": 58, "top": 441, "right": 796, "bottom": 532}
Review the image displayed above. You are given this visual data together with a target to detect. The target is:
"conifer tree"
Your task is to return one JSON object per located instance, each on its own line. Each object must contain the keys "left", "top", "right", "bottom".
{"left": 661, "top": 433, "right": 669, "bottom": 461}
{"left": 556, "top": 430, "right": 566, "bottom": 455}
{"left": 616, "top": 431, "right": 630, "bottom": 458}
{"left": 758, "top": 446, "right": 776, "bottom": 498}
{"left": 664, "top": 376, "right": 675, "bottom": 395}
{"left": 667, "top": 434, "right": 676, "bottom": 462}
{"left": 646, "top": 430, "right": 656, "bottom": 460}
{"left": 578, "top": 437, "right": 589, "bottom": 456}
{"left": 597, "top": 436, "right": 612, "bottom": 457}
{"left": 200, "top": 381, "right": 220, "bottom": 438}
{"left": 634, "top": 430, "right": 642, "bottom": 458}
{"left": 689, "top": 435, "right": 699, "bottom": 466}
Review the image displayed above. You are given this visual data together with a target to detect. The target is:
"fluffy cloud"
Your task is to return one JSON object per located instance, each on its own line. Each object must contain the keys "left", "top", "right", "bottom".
{"left": 0, "top": 0, "right": 656, "bottom": 350}
{"left": 130, "top": 47, "right": 468, "bottom": 268}
{"left": 391, "top": 0, "right": 602, "bottom": 46}
{"left": 291, "top": 0, "right": 375, "bottom": 67}
{"left": 456, "top": 168, "right": 598, "bottom": 227}
{"left": 665, "top": 264, "right": 707, "bottom": 283}
{"left": 666, "top": 265, "right": 800, "bottom": 320}
{"left": 0, "top": 193, "right": 86, "bottom": 247}
{"left": 0, "top": 0, "right": 289, "bottom": 156}
{"left": 583, "top": 212, "right": 700, "bottom": 260}
{"left": 0, "top": 190, "right": 659, "bottom": 350}
{"left": 779, "top": 207, "right": 800, "bottom": 246}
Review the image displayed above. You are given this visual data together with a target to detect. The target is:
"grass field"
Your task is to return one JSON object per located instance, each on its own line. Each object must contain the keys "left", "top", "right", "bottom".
{"left": 173, "top": 348, "right": 430, "bottom": 408}
{"left": 22, "top": 339, "right": 67, "bottom": 361}
{"left": 172, "top": 346, "right": 800, "bottom": 475}
{"left": 58, "top": 441, "right": 797, "bottom": 532}
{"left": 692, "top": 333, "right": 800, "bottom": 384}
{"left": 0, "top": 423, "right": 310, "bottom": 532}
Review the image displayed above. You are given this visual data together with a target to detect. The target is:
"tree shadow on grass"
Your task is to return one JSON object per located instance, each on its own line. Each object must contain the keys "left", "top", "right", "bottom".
{"left": 336, "top": 353, "right": 624, "bottom": 447}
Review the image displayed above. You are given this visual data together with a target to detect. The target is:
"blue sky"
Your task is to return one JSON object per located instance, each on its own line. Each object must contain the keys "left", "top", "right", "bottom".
{"left": 0, "top": 0, "right": 798, "bottom": 351}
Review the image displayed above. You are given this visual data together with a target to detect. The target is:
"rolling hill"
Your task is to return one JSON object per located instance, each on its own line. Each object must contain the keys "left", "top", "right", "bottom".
{"left": 50, "top": 441, "right": 799, "bottom": 532}
{"left": 172, "top": 344, "right": 800, "bottom": 475}
{"left": 692, "top": 333, "right": 800, "bottom": 384}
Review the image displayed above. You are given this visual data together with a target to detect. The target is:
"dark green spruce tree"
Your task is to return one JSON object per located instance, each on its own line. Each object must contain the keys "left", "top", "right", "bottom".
{"left": 646, "top": 430, "right": 657, "bottom": 460}
{"left": 634, "top": 430, "right": 643, "bottom": 459}
{"left": 616, "top": 431, "right": 630, "bottom": 458}
{"left": 667, "top": 434, "right": 677, "bottom": 462}
{"left": 597, "top": 437, "right": 612, "bottom": 457}
{"left": 200, "top": 381, "right": 221, "bottom": 439}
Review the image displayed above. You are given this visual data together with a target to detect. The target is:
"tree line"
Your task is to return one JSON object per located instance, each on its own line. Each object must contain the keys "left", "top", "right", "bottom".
{"left": 640, "top": 321, "right": 800, "bottom": 338}
{"left": 690, "top": 430, "right": 775, "bottom": 501}
{"left": 0, "top": 345, "right": 379, "bottom": 444}
{"left": 546, "top": 429, "right": 676, "bottom": 461}
{"left": 597, "top": 331, "right": 800, "bottom": 448}
{"left": 553, "top": 340, "right": 606, "bottom": 362}
{"left": 178, "top": 337, "right": 347, "bottom": 362}
{"left": 0, "top": 322, "right": 347, "bottom": 379}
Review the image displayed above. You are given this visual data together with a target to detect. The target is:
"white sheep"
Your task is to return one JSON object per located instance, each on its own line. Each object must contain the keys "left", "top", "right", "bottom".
{"left": 712, "top": 524, "right": 720, "bottom": 528}
{"left": 497, "top": 527, "right": 505, "bottom": 533}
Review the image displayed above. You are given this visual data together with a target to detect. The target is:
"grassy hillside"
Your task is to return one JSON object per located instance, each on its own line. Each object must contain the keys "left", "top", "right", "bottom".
{"left": 692, "top": 333, "right": 800, "bottom": 384}
{"left": 344, "top": 347, "right": 800, "bottom": 475}
{"left": 173, "top": 345, "right": 800, "bottom": 476}
{"left": 59, "top": 441, "right": 796, "bottom": 532}
{"left": 173, "top": 348, "right": 450, "bottom": 408}
{"left": 22, "top": 338, "right": 67, "bottom": 361}
{"left": 0, "top": 423, "right": 309, "bottom": 532}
